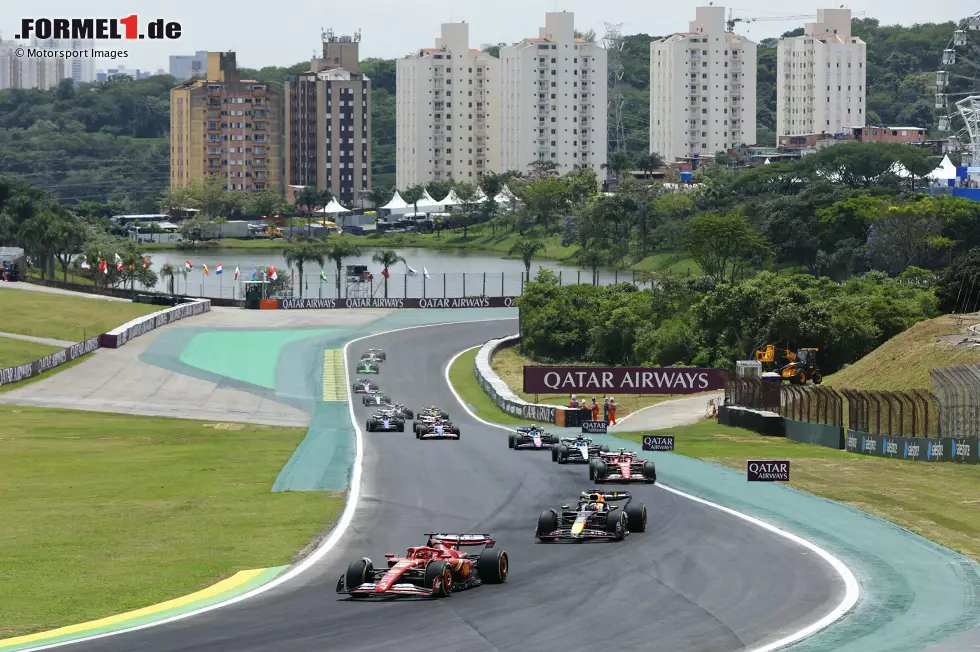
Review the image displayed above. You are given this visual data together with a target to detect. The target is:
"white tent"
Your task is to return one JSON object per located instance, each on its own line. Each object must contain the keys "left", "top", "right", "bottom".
{"left": 320, "top": 198, "right": 352, "bottom": 214}
{"left": 440, "top": 188, "right": 462, "bottom": 206}
{"left": 413, "top": 189, "right": 442, "bottom": 211}
{"left": 473, "top": 187, "right": 488, "bottom": 202}
{"left": 928, "top": 154, "right": 958, "bottom": 181}
{"left": 380, "top": 191, "right": 408, "bottom": 211}
{"left": 764, "top": 158, "right": 771, "bottom": 165}
{"left": 494, "top": 184, "right": 519, "bottom": 204}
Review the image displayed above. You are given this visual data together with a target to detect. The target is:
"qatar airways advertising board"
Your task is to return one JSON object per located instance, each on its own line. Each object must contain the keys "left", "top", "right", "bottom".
{"left": 522, "top": 367, "right": 728, "bottom": 394}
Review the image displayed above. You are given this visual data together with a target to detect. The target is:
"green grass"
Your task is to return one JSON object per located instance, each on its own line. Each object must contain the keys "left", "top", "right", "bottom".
{"left": 0, "top": 337, "right": 62, "bottom": 367}
{"left": 0, "top": 405, "right": 341, "bottom": 638}
{"left": 447, "top": 349, "right": 980, "bottom": 562}
{"left": 0, "top": 289, "right": 159, "bottom": 342}
{"left": 825, "top": 314, "right": 980, "bottom": 390}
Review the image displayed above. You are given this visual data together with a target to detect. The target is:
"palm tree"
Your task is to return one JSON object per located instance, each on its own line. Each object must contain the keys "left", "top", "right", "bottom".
{"left": 284, "top": 243, "right": 325, "bottom": 297}
{"left": 510, "top": 241, "right": 545, "bottom": 280}
{"left": 324, "top": 240, "right": 362, "bottom": 298}
{"left": 367, "top": 187, "right": 391, "bottom": 210}
{"left": 297, "top": 186, "right": 319, "bottom": 237}
{"left": 372, "top": 249, "right": 406, "bottom": 298}
{"left": 402, "top": 184, "right": 426, "bottom": 217}
{"left": 601, "top": 150, "right": 635, "bottom": 183}
{"left": 160, "top": 262, "right": 176, "bottom": 295}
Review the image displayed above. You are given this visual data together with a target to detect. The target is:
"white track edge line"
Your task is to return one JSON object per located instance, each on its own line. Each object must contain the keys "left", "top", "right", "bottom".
{"left": 15, "top": 315, "right": 518, "bottom": 652}
{"left": 443, "top": 344, "right": 860, "bottom": 652}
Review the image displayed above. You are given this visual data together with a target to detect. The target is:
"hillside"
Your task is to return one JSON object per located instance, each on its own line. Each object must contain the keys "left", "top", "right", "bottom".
{"left": 0, "top": 16, "right": 962, "bottom": 207}
{"left": 824, "top": 315, "right": 980, "bottom": 391}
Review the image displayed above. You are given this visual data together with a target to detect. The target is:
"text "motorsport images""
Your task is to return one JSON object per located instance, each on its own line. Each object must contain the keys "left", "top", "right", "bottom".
{"left": 16, "top": 16, "right": 181, "bottom": 41}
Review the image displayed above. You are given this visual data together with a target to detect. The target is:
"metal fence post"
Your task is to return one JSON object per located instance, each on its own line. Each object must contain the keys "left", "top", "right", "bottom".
{"left": 404, "top": 274, "right": 408, "bottom": 298}
{"left": 443, "top": 274, "right": 447, "bottom": 298}
{"left": 483, "top": 272, "right": 486, "bottom": 297}
{"left": 463, "top": 274, "right": 466, "bottom": 297}
{"left": 501, "top": 272, "right": 505, "bottom": 297}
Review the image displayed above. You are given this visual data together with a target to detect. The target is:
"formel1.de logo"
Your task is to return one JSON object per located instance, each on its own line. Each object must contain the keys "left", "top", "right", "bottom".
{"left": 16, "top": 17, "right": 182, "bottom": 40}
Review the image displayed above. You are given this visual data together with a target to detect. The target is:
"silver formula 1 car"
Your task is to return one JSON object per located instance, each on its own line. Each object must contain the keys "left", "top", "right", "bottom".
{"left": 551, "top": 435, "right": 609, "bottom": 464}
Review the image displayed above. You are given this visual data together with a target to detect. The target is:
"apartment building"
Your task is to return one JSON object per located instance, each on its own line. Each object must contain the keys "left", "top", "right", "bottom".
{"left": 285, "top": 31, "right": 372, "bottom": 205}
{"left": 0, "top": 38, "right": 89, "bottom": 89}
{"left": 650, "top": 5, "right": 757, "bottom": 163}
{"left": 395, "top": 23, "right": 499, "bottom": 189}
{"left": 777, "top": 8, "right": 866, "bottom": 138}
{"left": 170, "top": 52, "right": 282, "bottom": 193}
{"left": 499, "top": 12, "right": 607, "bottom": 179}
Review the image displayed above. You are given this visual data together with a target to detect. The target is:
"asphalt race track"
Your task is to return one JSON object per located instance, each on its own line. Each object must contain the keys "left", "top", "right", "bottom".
{"left": 74, "top": 318, "right": 843, "bottom": 652}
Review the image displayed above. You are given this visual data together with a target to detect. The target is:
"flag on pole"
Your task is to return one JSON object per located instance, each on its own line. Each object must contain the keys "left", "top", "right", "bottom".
{"left": 216, "top": 263, "right": 223, "bottom": 275}
{"left": 185, "top": 260, "right": 193, "bottom": 272}
{"left": 320, "top": 269, "right": 328, "bottom": 281}
{"left": 407, "top": 265, "right": 418, "bottom": 276}
{"left": 269, "top": 266, "right": 278, "bottom": 281}
{"left": 114, "top": 253, "right": 123, "bottom": 271}
{"left": 79, "top": 255, "right": 90, "bottom": 270}
{"left": 381, "top": 267, "right": 390, "bottom": 279}
{"left": 234, "top": 265, "right": 240, "bottom": 280}
{"left": 98, "top": 259, "right": 108, "bottom": 275}
{"left": 251, "top": 268, "right": 258, "bottom": 281}
{"left": 142, "top": 257, "right": 150, "bottom": 271}
{"left": 129, "top": 263, "right": 135, "bottom": 271}
{"left": 203, "top": 263, "right": 210, "bottom": 276}
{"left": 423, "top": 267, "right": 431, "bottom": 279}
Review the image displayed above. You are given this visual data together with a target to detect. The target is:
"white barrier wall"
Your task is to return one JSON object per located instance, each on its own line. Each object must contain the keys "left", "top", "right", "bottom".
{"left": 473, "top": 334, "right": 568, "bottom": 424}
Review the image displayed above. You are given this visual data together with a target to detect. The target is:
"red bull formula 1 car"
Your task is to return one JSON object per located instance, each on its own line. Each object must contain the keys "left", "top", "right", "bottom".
{"left": 589, "top": 448, "right": 657, "bottom": 484}
{"left": 336, "top": 533, "right": 508, "bottom": 598}
{"left": 536, "top": 490, "right": 647, "bottom": 542}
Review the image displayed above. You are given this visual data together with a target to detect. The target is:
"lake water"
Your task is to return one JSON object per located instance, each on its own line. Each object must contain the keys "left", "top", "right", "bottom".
{"left": 144, "top": 247, "right": 647, "bottom": 299}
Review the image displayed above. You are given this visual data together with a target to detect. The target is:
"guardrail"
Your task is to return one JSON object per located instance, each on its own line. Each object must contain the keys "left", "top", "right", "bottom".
{"left": 473, "top": 334, "right": 590, "bottom": 427}
{"left": 0, "top": 298, "right": 212, "bottom": 386}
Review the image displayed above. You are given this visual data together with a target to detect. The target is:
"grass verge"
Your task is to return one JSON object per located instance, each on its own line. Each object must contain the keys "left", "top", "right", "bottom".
{"left": 0, "top": 337, "right": 61, "bottom": 368}
{"left": 0, "top": 405, "right": 341, "bottom": 638}
{"left": 825, "top": 314, "right": 980, "bottom": 390}
{"left": 615, "top": 423, "right": 980, "bottom": 562}
{"left": 448, "top": 349, "right": 980, "bottom": 562}
{"left": 0, "top": 288, "right": 159, "bottom": 342}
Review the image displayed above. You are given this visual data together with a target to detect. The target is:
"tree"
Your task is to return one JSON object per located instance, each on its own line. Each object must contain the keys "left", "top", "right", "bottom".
{"left": 185, "top": 177, "right": 228, "bottom": 218}
{"left": 324, "top": 240, "right": 363, "bottom": 298}
{"left": 510, "top": 241, "right": 546, "bottom": 279}
{"left": 636, "top": 152, "right": 664, "bottom": 177}
{"left": 179, "top": 215, "right": 216, "bottom": 242}
{"left": 452, "top": 181, "right": 479, "bottom": 238}
{"left": 602, "top": 150, "right": 635, "bottom": 181}
{"left": 681, "top": 213, "right": 769, "bottom": 283}
{"left": 283, "top": 243, "right": 325, "bottom": 297}
{"left": 157, "top": 185, "right": 193, "bottom": 219}
{"left": 478, "top": 172, "right": 505, "bottom": 233}
{"left": 246, "top": 190, "right": 287, "bottom": 219}
{"left": 402, "top": 184, "right": 426, "bottom": 216}
{"left": 49, "top": 211, "right": 90, "bottom": 281}
{"left": 372, "top": 249, "right": 405, "bottom": 298}
{"left": 572, "top": 244, "right": 607, "bottom": 286}
{"left": 296, "top": 186, "right": 320, "bottom": 237}
{"left": 367, "top": 186, "right": 391, "bottom": 209}
{"left": 866, "top": 202, "right": 952, "bottom": 275}
{"left": 160, "top": 262, "right": 176, "bottom": 295}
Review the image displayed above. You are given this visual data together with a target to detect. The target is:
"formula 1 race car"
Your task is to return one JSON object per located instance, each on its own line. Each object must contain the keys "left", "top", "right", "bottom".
{"left": 416, "top": 418, "right": 461, "bottom": 440}
{"left": 356, "top": 359, "right": 380, "bottom": 374}
{"left": 360, "top": 348, "right": 387, "bottom": 362}
{"left": 415, "top": 405, "right": 450, "bottom": 422}
{"left": 366, "top": 410, "right": 405, "bottom": 432}
{"left": 508, "top": 425, "right": 560, "bottom": 450}
{"left": 535, "top": 490, "right": 647, "bottom": 542}
{"left": 589, "top": 449, "right": 656, "bottom": 484}
{"left": 336, "top": 533, "right": 507, "bottom": 599}
{"left": 362, "top": 392, "right": 392, "bottom": 406}
{"left": 389, "top": 403, "right": 414, "bottom": 419}
{"left": 551, "top": 436, "right": 609, "bottom": 464}
{"left": 352, "top": 379, "right": 381, "bottom": 394}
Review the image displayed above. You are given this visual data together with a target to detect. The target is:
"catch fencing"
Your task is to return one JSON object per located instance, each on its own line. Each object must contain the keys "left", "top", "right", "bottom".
{"left": 930, "top": 364, "right": 980, "bottom": 439}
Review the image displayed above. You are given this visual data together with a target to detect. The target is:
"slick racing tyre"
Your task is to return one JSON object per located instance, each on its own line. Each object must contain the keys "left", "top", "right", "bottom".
{"left": 551, "top": 446, "right": 559, "bottom": 462}
{"left": 424, "top": 561, "right": 454, "bottom": 597}
{"left": 477, "top": 548, "right": 509, "bottom": 583}
{"left": 643, "top": 461, "right": 657, "bottom": 484}
{"left": 345, "top": 558, "right": 374, "bottom": 598}
{"left": 557, "top": 444, "right": 569, "bottom": 464}
{"left": 366, "top": 420, "right": 374, "bottom": 432}
{"left": 509, "top": 434, "right": 517, "bottom": 449}
{"left": 605, "top": 511, "right": 626, "bottom": 540}
{"left": 536, "top": 509, "right": 558, "bottom": 540}
{"left": 625, "top": 503, "right": 647, "bottom": 533}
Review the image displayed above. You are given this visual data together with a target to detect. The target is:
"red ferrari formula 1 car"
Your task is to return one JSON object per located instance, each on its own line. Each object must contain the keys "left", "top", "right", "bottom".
{"left": 589, "top": 448, "right": 656, "bottom": 484}
{"left": 336, "top": 533, "right": 509, "bottom": 599}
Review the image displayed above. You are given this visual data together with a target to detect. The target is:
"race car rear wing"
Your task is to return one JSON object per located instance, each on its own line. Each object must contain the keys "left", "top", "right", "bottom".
{"left": 580, "top": 490, "right": 633, "bottom": 501}
{"left": 424, "top": 533, "right": 496, "bottom": 549}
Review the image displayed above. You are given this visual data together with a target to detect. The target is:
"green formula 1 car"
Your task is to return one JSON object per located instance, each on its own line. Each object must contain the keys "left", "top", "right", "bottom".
{"left": 356, "top": 359, "right": 380, "bottom": 374}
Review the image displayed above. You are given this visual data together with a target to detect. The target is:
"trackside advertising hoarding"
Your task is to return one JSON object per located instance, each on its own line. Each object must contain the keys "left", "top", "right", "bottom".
{"left": 581, "top": 420, "right": 608, "bottom": 434}
{"left": 845, "top": 431, "right": 980, "bottom": 464}
{"left": 747, "top": 460, "right": 791, "bottom": 481}
{"left": 523, "top": 366, "right": 727, "bottom": 394}
{"left": 642, "top": 435, "right": 675, "bottom": 451}
{"left": 274, "top": 297, "right": 519, "bottom": 310}
{"left": 0, "top": 336, "right": 100, "bottom": 386}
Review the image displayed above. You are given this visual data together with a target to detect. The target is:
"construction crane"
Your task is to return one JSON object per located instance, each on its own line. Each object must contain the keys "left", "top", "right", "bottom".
{"left": 725, "top": 8, "right": 866, "bottom": 34}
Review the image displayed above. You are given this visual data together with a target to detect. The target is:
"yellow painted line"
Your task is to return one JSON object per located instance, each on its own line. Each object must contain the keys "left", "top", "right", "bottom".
{"left": 322, "top": 349, "right": 346, "bottom": 402}
{"left": 0, "top": 569, "right": 266, "bottom": 648}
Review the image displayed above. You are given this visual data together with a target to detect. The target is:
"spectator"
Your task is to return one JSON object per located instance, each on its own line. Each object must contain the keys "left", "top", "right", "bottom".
{"left": 569, "top": 394, "right": 578, "bottom": 409}
{"left": 609, "top": 397, "right": 617, "bottom": 425}
{"left": 591, "top": 397, "right": 599, "bottom": 421}
{"left": 603, "top": 397, "right": 610, "bottom": 423}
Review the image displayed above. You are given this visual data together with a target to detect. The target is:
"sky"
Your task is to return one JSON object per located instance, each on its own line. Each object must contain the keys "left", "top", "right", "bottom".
{"left": 1, "top": 0, "right": 974, "bottom": 73}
